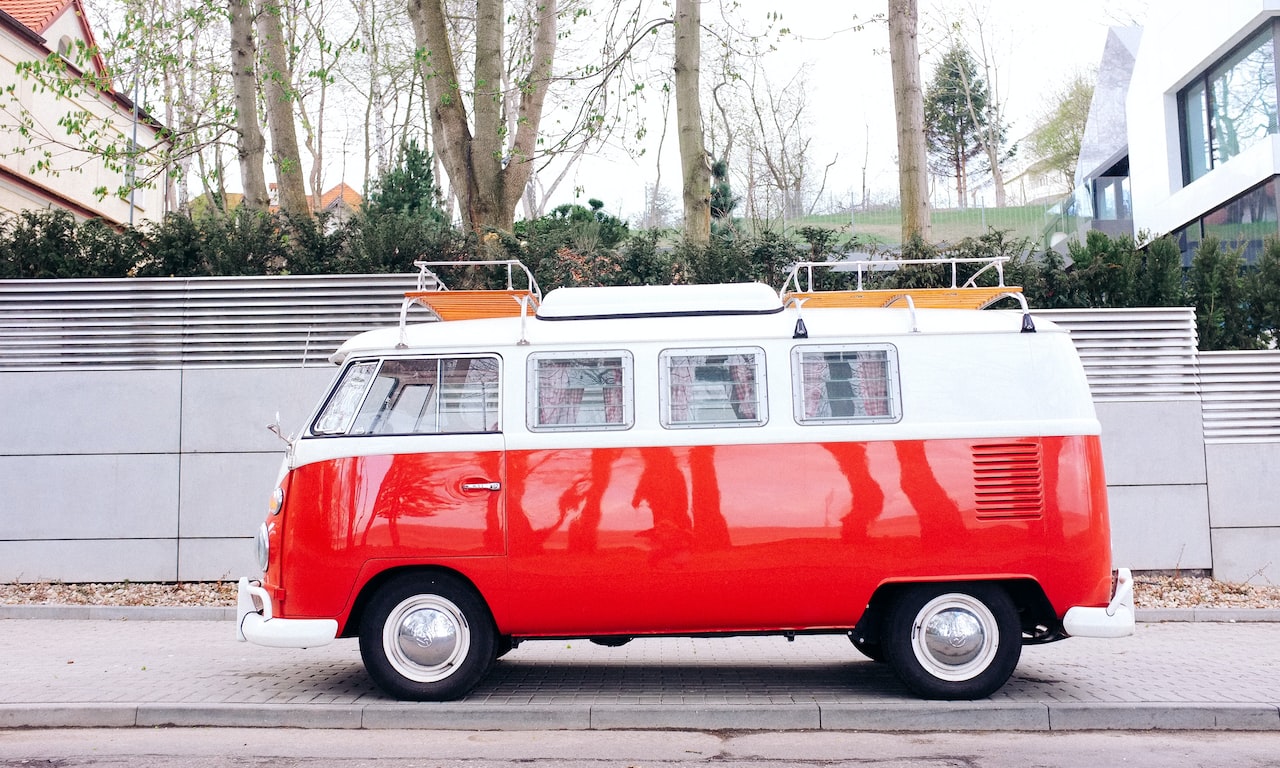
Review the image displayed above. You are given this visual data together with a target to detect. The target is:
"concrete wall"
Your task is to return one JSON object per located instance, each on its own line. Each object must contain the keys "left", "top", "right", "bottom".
{"left": 1204, "top": 443, "right": 1280, "bottom": 583}
{"left": 0, "top": 367, "right": 333, "bottom": 582}
{"left": 1095, "top": 400, "right": 1212, "bottom": 572}
{"left": 1, "top": 366, "right": 1275, "bottom": 585}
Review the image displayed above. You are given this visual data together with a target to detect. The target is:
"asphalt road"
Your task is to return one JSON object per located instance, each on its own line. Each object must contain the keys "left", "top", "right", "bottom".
{"left": 2, "top": 728, "right": 1280, "bottom": 767}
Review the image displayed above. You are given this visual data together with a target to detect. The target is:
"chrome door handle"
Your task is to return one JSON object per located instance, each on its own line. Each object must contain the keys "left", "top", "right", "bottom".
{"left": 461, "top": 482, "right": 501, "bottom": 492}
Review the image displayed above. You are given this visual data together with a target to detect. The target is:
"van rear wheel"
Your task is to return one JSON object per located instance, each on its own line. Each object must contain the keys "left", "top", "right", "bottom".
{"left": 882, "top": 583, "right": 1021, "bottom": 700}
{"left": 359, "top": 572, "right": 496, "bottom": 701}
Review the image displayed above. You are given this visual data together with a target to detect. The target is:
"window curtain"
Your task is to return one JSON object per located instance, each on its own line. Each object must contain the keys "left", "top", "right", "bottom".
{"left": 858, "top": 356, "right": 889, "bottom": 417}
{"left": 728, "top": 354, "right": 757, "bottom": 419}
{"left": 801, "top": 357, "right": 830, "bottom": 419}
{"left": 538, "top": 362, "right": 583, "bottom": 425}
{"left": 601, "top": 364, "right": 624, "bottom": 424}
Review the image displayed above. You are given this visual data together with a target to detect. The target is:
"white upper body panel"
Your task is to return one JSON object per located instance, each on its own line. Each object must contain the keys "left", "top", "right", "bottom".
{"left": 296, "top": 285, "right": 1096, "bottom": 469}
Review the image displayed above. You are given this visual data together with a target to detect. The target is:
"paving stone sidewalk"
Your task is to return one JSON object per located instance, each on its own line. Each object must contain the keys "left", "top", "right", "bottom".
{"left": 1, "top": 616, "right": 1278, "bottom": 732}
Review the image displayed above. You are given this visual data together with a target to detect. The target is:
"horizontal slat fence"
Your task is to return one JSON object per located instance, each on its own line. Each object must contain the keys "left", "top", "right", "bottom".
{"left": 0, "top": 273, "right": 431, "bottom": 370}
{"left": 1032, "top": 307, "right": 1200, "bottom": 402}
{"left": 1198, "top": 350, "right": 1280, "bottom": 444}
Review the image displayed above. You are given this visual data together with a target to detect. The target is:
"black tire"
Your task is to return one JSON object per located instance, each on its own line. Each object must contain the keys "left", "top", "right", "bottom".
{"left": 359, "top": 572, "right": 496, "bottom": 701}
{"left": 881, "top": 583, "right": 1021, "bottom": 700}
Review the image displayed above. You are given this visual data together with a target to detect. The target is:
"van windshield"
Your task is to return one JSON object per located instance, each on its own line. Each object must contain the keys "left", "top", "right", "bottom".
{"left": 312, "top": 356, "right": 500, "bottom": 436}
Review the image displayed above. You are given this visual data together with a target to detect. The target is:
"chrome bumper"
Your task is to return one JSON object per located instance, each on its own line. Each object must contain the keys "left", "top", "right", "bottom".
{"left": 1062, "top": 567, "right": 1136, "bottom": 638}
{"left": 236, "top": 577, "right": 338, "bottom": 648}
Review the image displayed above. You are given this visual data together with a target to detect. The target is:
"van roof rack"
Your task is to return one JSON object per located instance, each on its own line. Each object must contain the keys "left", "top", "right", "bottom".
{"left": 402, "top": 260, "right": 542, "bottom": 322}
{"left": 780, "top": 256, "right": 1025, "bottom": 311}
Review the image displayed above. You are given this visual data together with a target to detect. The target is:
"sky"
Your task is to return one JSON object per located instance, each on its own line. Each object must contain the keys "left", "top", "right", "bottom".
{"left": 560, "top": 0, "right": 1151, "bottom": 222}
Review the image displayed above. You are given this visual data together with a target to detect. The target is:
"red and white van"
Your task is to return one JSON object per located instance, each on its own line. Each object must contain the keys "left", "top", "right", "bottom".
{"left": 237, "top": 258, "right": 1134, "bottom": 701}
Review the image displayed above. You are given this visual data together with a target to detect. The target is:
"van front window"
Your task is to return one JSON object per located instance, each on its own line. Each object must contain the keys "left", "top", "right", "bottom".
{"left": 312, "top": 356, "right": 500, "bottom": 436}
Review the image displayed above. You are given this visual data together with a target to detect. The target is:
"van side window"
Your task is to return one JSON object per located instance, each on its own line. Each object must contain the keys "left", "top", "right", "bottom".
{"left": 312, "top": 356, "right": 500, "bottom": 436}
{"left": 791, "top": 345, "right": 900, "bottom": 424}
{"left": 527, "top": 352, "right": 634, "bottom": 431}
{"left": 660, "top": 347, "right": 767, "bottom": 428}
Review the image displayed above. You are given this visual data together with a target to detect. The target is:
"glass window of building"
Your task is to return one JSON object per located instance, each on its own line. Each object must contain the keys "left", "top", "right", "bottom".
{"left": 1201, "top": 178, "right": 1279, "bottom": 263}
{"left": 1180, "top": 22, "right": 1279, "bottom": 184}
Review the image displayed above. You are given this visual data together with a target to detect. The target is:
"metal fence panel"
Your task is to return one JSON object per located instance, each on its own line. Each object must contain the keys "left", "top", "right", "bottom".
{"left": 1032, "top": 307, "right": 1200, "bottom": 402}
{"left": 0, "top": 273, "right": 429, "bottom": 370}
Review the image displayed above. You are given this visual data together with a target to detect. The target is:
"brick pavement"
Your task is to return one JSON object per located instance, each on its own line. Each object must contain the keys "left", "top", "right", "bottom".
{"left": 1, "top": 616, "right": 1278, "bottom": 731}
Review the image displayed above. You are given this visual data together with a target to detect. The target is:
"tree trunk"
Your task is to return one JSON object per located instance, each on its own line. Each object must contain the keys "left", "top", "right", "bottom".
{"left": 674, "top": 0, "right": 710, "bottom": 246}
{"left": 407, "top": 0, "right": 556, "bottom": 234}
{"left": 256, "top": 0, "right": 311, "bottom": 217}
{"left": 229, "top": 0, "right": 269, "bottom": 210}
{"left": 887, "top": 0, "right": 930, "bottom": 242}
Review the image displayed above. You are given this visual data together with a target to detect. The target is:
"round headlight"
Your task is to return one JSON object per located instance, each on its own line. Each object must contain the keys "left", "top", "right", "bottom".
{"left": 255, "top": 522, "right": 270, "bottom": 572}
{"left": 268, "top": 486, "right": 285, "bottom": 516}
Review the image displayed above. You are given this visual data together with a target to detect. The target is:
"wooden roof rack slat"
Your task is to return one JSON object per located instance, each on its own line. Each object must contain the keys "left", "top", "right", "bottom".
{"left": 404, "top": 289, "right": 538, "bottom": 321}
{"left": 780, "top": 257, "right": 1026, "bottom": 311}
{"left": 402, "top": 259, "right": 542, "bottom": 322}
{"left": 780, "top": 256, "right": 1036, "bottom": 333}
{"left": 785, "top": 285, "right": 1022, "bottom": 311}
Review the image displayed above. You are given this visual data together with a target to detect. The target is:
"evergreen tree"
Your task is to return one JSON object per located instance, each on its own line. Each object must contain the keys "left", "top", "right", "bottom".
{"left": 924, "top": 44, "right": 988, "bottom": 208}
{"left": 710, "top": 159, "right": 737, "bottom": 223}
{"left": 1188, "top": 236, "right": 1256, "bottom": 350}
{"left": 365, "top": 140, "right": 446, "bottom": 221}
{"left": 1136, "top": 236, "right": 1185, "bottom": 307}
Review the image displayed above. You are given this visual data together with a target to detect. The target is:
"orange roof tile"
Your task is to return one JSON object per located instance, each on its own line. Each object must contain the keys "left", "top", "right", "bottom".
{"left": 0, "top": 0, "right": 69, "bottom": 34}
{"left": 319, "top": 182, "right": 362, "bottom": 211}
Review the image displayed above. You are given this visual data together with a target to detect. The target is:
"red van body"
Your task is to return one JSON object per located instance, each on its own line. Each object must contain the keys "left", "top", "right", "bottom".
{"left": 238, "top": 268, "right": 1134, "bottom": 701}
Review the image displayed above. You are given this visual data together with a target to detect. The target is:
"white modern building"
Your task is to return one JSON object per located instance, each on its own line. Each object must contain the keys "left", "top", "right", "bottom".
{"left": 1074, "top": 2, "right": 1280, "bottom": 262}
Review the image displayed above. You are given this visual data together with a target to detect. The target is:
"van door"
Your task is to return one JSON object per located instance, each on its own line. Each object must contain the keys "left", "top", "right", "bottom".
{"left": 288, "top": 355, "right": 506, "bottom": 617}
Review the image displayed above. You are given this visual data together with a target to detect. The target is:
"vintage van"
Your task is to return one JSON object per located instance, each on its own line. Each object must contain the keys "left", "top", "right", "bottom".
{"left": 237, "top": 258, "right": 1134, "bottom": 701}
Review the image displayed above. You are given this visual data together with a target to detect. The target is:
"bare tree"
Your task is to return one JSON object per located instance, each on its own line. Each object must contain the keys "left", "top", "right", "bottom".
{"left": 230, "top": 0, "right": 270, "bottom": 209}
{"left": 888, "top": 0, "right": 931, "bottom": 242}
{"left": 674, "top": 0, "right": 710, "bottom": 245}
{"left": 256, "top": 0, "right": 311, "bottom": 216}
{"left": 1028, "top": 70, "right": 1094, "bottom": 195}
{"left": 406, "top": 0, "right": 557, "bottom": 233}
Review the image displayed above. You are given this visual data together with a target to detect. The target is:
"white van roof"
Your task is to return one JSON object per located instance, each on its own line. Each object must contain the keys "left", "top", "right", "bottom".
{"left": 332, "top": 301, "right": 1061, "bottom": 364}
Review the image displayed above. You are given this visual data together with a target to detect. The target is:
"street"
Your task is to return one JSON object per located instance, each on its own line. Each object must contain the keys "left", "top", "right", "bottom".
{"left": 2, "top": 728, "right": 1280, "bottom": 767}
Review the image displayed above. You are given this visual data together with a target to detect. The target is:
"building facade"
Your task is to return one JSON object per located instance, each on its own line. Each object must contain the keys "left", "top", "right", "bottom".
{"left": 1072, "top": 3, "right": 1280, "bottom": 262}
{"left": 0, "top": 0, "right": 164, "bottom": 225}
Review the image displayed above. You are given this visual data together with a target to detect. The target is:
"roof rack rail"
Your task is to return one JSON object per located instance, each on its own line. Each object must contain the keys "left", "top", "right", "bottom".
{"left": 398, "top": 260, "right": 542, "bottom": 345}
{"left": 401, "top": 259, "right": 542, "bottom": 321}
{"left": 780, "top": 256, "right": 1022, "bottom": 310}
{"left": 780, "top": 256, "right": 1035, "bottom": 332}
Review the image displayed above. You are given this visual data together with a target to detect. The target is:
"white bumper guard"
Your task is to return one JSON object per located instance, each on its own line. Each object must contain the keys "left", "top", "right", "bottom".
{"left": 1062, "top": 567, "right": 1136, "bottom": 638}
{"left": 236, "top": 577, "right": 338, "bottom": 648}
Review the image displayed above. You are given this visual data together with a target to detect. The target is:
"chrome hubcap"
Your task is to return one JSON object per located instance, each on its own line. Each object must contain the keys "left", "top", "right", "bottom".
{"left": 383, "top": 595, "right": 470, "bottom": 683}
{"left": 910, "top": 594, "right": 998, "bottom": 682}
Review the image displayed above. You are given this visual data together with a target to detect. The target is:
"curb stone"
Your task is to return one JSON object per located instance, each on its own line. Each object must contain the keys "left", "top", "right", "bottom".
{"left": 1, "top": 702, "right": 1277, "bottom": 732}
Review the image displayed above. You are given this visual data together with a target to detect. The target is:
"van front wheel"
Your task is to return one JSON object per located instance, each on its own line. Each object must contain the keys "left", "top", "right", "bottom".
{"left": 882, "top": 584, "right": 1021, "bottom": 700}
{"left": 359, "top": 573, "right": 496, "bottom": 701}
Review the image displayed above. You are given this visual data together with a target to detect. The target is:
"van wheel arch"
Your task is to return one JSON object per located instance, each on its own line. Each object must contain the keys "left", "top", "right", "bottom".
{"left": 342, "top": 565, "right": 491, "bottom": 640}
{"left": 851, "top": 578, "right": 1056, "bottom": 656}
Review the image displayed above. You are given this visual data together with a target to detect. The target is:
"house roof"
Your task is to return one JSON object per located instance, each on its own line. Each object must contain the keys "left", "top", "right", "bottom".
{"left": 319, "top": 182, "right": 362, "bottom": 211}
{"left": 0, "top": 0, "right": 110, "bottom": 81}
{"left": 0, "top": 0, "right": 67, "bottom": 34}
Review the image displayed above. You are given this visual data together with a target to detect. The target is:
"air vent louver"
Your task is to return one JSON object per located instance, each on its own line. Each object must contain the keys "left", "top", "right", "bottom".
{"left": 972, "top": 442, "right": 1044, "bottom": 520}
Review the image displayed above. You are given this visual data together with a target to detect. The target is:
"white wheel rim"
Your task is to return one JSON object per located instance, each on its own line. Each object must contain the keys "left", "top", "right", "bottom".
{"left": 383, "top": 594, "right": 470, "bottom": 683}
{"left": 909, "top": 593, "right": 999, "bottom": 682}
